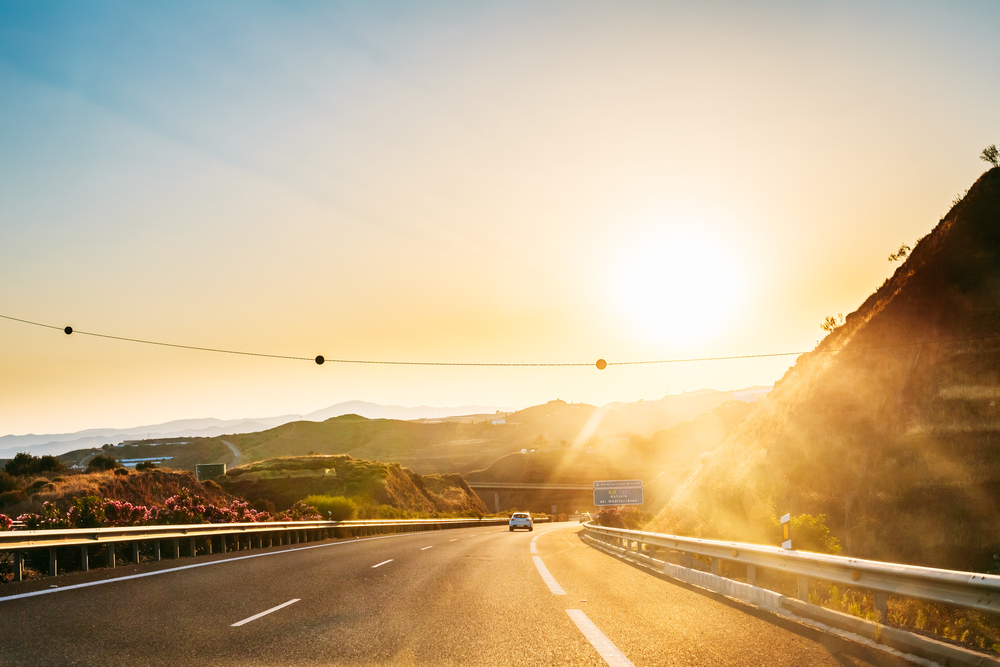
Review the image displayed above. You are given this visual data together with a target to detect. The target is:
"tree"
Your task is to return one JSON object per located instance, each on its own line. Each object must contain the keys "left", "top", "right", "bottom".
{"left": 983, "top": 144, "right": 999, "bottom": 168}
{"left": 887, "top": 243, "right": 910, "bottom": 262}
{"left": 4, "top": 453, "right": 37, "bottom": 476}
{"left": 86, "top": 454, "right": 120, "bottom": 472}
{"left": 820, "top": 313, "right": 844, "bottom": 333}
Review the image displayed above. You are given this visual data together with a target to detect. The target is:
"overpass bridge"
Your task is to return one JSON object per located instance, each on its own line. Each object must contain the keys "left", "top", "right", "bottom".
{"left": 467, "top": 481, "right": 595, "bottom": 513}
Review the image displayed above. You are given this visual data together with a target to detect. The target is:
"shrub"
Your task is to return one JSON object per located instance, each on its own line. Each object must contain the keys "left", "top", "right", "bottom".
{"left": 276, "top": 501, "right": 322, "bottom": 521}
{"left": 113, "top": 468, "right": 130, "bottom": 476}
{"left": 596, "top": 507, "right": 627, "bottom": 528}
{"left": 0, "top": 491, "right": 23, "bottom": 508}
{"left": 768, "top": 513, "right": 841, "bottom": 554}
{"left": 135, "top": 462, "right": 157, "bottom": 471}
{"left": 303, "top": 495, "right": 356, "bottom": 521}
{"left": 4, "top": 453, "right": 63, "bottom": 477}
{"left": 0, "top": 514, "right": 11, "bottom": 530}
{"left": 86, "top": 455, "right": 120, "bottom": 472}
{"left": 982, "top": 144, "right": 999, "bottom": 168}
{"left": 0, "top": 472, "right": 19, "bottom": 493}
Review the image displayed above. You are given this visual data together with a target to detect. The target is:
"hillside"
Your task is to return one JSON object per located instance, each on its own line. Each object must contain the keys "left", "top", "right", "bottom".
{"left": 205, "top": 391, "right": 741, "bottom": 476}
{"left": 217, "top": 455, "right": 487, "bottom": 516}
{"left": 654, "top": 167, "right": 1000, "bottom": 571}
{"left": 0, "top": 469, "right": 236, "bottom": 517}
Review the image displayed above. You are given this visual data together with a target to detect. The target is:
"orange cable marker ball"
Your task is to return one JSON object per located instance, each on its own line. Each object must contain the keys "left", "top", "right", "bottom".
{"left": 596, "top": 359, "right": 607, "bottom": 370}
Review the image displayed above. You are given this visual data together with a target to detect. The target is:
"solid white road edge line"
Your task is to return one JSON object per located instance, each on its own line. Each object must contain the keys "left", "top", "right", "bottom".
{"left": 0, "top": 531, "right": 426, "bottom": 603}
{"left": 566, "top": 609, "right": 636, "bottom": 667}
{"left": 532, "top": 555, "right": 566, "bottom": 595}
{"left": 231, "top": 598, "right": 300, "bottom": 627}
{"left": 371, "top": 559, "right": 393, "bottom": 568}
{"left": 421, "top": 546, "right": 433, "bottom": 550}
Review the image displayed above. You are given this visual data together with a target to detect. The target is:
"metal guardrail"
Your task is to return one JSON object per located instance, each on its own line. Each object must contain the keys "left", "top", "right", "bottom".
{"left": 1, "top": 516, "right": 546, "bottom": 582}
{"left": 583, "top": 523, "right": 1000, "bottom": 617}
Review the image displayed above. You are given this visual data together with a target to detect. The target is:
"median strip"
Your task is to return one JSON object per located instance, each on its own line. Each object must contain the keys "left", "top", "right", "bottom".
{"left": 371, "top": 559, "right": 393, "bottom": 568}
{"left": 565, "top": 609, "right": 635, "bottom": 667}
{"left": 231, "top": 599, "right": 300, "bottom": 627}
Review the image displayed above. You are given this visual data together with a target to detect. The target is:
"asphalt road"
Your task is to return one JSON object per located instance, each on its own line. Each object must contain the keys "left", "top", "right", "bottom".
{"left": 0, "top": 524, "right": 914, "bottom": 666}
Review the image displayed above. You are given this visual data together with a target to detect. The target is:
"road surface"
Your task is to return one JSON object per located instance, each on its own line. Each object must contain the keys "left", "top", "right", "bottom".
{"left": 0, "top": 524, "right": 912, "bottom": 666}
{"left": 220, "top": 439, "right": 241, "bottom": 467}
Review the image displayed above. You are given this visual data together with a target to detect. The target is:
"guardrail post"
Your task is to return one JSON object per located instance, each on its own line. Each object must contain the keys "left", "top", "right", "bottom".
{"left": 683, "top": 552, "right": 693, "bottom": 569}
{"left": 154, "top": 540, "right": 161, "bottom": 562}
{"left": 108, "top": 544, "right": 116, "bottom": 568}
{"left": 173, "top": 538, "right": 180, "bottom": 559}
{"left": 80, "top": 545, "right": 89, "bottom": 572}
{"left": 189, "top": 536, "right": 197, "bottom": 557}
{"left": 14, "top": 551, "right": 23, "bottom": 581}
{"left": 49, "top": 547, "right": 57, "bottom": 576}
{"left": 132, "top": 542, "right": 140, "bottom": 564}
{"left": 711, "top": 557, "right": 720, "bottom": 575}
{"left": 206, "top": 538, "right": 212, "bottom": 555}
{"left": 797, "top": 575, "right": 809, "bottom": 602}
{"left": 874, "top": 591, "right": 888, "bottom": 621}
{"left": 219, "top": 535, "right": 226, "bottom": 554}
{"left": 746, "top": 565, "right": 756, "bottom": 586}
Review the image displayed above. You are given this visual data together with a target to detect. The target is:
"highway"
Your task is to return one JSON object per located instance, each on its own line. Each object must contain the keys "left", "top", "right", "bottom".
{"left": 0, "top": 523, "right": 912, "bottom": 666}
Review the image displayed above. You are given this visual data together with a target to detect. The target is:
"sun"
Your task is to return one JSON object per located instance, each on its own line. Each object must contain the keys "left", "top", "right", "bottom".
{"left": 611, "top": 227, "right": 745, "bottom": 346}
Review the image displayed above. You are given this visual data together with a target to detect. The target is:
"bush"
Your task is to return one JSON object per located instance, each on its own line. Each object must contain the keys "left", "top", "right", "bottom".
{"left": 0, "top": 472, "right": 19, "bottom": 493}
{"left": 303, "top": 495, "right": 356, "bottom": 521}
{"left": 768, "top": 513, "right": 841, "bottom": 554}
{"left": 4, "top": 453, "right": 64, "bottom": 477}
{"left": 135, "top": 462, "right": 157, "bottom": 471}
{"left": 86, "top": 455, "right": 120, "bottom": 472}
{"left": 113, "top": 468, "right": 130, "bottom": 476}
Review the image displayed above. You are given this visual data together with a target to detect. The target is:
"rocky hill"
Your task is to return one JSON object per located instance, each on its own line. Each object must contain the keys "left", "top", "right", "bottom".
{"left": 654, "top": 167, "right": 1000, "bottom": 571}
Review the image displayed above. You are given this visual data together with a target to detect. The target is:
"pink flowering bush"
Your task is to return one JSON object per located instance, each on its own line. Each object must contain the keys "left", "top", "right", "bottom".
{"left": 9, "top": 489, "right": 308, "bottom": 531}
{"left": 0, "top": 514, "right": 12, "bottom": 530}
{"left": 275, "top": 500, "right": 322, "bottom": 521}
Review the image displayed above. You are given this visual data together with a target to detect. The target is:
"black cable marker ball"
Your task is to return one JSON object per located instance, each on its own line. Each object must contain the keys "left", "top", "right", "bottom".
{"left": 64, "top": 326, "right": 73, "bottom": 335}
{"left": 596, "top": 358, "right": 607, "bottom": 370}
{"left": 315, "top": 355, "right": 325, "bottom": 365}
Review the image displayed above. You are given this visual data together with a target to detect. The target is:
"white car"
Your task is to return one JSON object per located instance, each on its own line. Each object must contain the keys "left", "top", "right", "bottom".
{"left": 509, "top": 512, "right": 533, "bottom": 531}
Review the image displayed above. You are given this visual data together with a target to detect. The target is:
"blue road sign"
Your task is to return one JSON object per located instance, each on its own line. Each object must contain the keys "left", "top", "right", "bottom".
{"left": 593, "top": 479, "right": 644, "bottom": 506}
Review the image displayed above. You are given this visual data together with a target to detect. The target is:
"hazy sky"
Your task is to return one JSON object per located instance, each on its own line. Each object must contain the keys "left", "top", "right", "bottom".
{"left": 2, "top": 1, "right": 998, "bottom": 435}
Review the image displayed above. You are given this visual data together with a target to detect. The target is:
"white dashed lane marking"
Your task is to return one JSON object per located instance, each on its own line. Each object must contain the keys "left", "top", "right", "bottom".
{"left": 371, "top": 560, "right": 393, "bottom": 568}
{"left": 231, "top": 599, "right": 300, "bottom": 627}
{"left": 566, "top": 609, "right": 635, "bottom": 666}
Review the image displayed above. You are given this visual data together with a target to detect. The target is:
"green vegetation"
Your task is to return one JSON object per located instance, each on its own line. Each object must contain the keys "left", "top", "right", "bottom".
{"left": 87, "top": 455, "right": 120, "bottom": 472}
{"left": 219, "top": 455, "right": 487, "bottom": 516}
{"left": 4, "top": 453, "right": 64, "bottom": 476}
{"left": 303, "top": 495, "right": 356, "bottom": 521}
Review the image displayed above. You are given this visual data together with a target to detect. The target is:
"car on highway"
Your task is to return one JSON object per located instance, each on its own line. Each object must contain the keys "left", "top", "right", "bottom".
{"left": 579, "top": 512, "right": 592, "bottom": 523}
{"left": 509, "top": 512, "right": 533, "bottom": 531}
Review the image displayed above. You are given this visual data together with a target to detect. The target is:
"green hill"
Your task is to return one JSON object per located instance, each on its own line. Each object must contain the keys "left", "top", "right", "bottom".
{"left": 654, "top": 167, "right": 1000, "bottom": 571}
{"left": 217, "top": 455, "right": 487, "bottom": 516}
{"left": 209, "top": 392, "right": 740, "bottom": 477}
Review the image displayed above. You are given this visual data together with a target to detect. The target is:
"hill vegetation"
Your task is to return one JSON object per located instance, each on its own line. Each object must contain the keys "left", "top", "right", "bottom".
{"left": 654, "top": 166, "right": 1000, "bottom": 572}
{"left": 217, "top": 455, "right": 488, "bottom": 518}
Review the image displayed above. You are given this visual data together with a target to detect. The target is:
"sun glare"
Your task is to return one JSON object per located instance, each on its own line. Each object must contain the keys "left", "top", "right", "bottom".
{"left": 611, "top": 228, "right": 745, "bottom": 346}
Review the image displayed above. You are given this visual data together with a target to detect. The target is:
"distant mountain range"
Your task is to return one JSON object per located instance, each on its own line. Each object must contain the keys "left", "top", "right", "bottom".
{"left": 0, "top": 391, "right": 771, "bottom": 460}
{"left": 0, "top": 401, "right": 511, "bottom": 459}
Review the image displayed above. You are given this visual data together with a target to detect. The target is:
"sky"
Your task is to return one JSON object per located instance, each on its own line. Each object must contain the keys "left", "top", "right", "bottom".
{"left": 1, "top": 1, "right": 999, "bottom": 436}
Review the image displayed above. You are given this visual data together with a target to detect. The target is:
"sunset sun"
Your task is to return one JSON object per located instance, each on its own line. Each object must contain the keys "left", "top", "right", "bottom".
{"left": 612, "top": 228, "right": 744, "bottom": 346}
